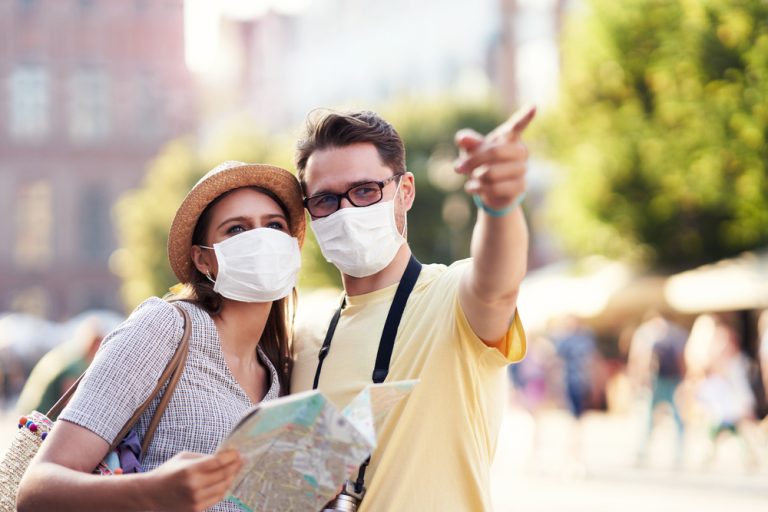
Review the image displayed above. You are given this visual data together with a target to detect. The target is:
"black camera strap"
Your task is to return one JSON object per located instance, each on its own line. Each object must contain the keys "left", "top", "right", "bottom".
{"left": 313, "top": 254, "right": 422, "bottom": 496}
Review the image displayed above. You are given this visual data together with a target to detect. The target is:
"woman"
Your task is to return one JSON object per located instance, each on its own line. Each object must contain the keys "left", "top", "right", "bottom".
{"left": 17, "top": 161, "right": 306, "bottom": 511}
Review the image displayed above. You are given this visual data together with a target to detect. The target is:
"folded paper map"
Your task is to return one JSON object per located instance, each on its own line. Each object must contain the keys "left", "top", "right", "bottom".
{"left": 218, "top": 380, "right": 418, "bottom": 512}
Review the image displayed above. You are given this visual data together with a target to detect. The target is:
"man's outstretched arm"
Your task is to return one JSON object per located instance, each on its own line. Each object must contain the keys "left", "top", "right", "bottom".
{"left": 455, "top": 105, "right": 535, "bottom": 346}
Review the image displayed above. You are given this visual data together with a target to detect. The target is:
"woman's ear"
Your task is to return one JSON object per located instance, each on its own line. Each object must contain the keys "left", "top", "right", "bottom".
{"left": 190, "top": 245, "right": 214, "bottom": 277}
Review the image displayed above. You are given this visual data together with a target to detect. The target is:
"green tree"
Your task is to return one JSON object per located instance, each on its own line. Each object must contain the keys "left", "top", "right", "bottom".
{"left": 538, "top": 0, "right": 768, "bottom": 270}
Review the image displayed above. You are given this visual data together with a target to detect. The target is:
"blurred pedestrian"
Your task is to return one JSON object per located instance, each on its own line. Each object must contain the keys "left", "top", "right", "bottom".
{"left": 15, "top": 315, "right": 122, "bottom": 415}
{"left": 552, "top": 315, "right": 598, "bottom": 420}
{"left": 627, "top": 311, "right": 687, "bottom": 465}
{"left": 508, "top": 333, "right": 558, "bottom": 470}
{"left": 550, "top": 315, "right": 599, "bottom": 473}
{"left": 509, "top": 334, "right": 555, "bottom": 413}
{"left": 758, "top": 310, "right": 768, "bottom": 419}
{"left": 0, "top": 315, "right": 60, "bottom": 404}
{"left": 684, "top": 313, "right": 719, "bottom": 381}
{"left": 696, "top": 316, "right": 759, "bottom": 468}
{"left": 17, "top": 162, "right": 306, "bottom": 511}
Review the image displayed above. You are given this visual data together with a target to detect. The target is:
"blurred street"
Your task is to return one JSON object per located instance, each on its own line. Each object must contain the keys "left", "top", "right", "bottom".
{"left": 490, "top": 404, "right": 768, "bottom": 512}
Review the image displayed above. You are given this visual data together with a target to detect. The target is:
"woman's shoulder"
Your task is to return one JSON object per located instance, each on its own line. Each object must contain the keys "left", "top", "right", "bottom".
{"left": 102, "top": 297, "right": 187, "bottom": 352}
{"left": 130, "top": 296, "right": 184, "bottom": 325}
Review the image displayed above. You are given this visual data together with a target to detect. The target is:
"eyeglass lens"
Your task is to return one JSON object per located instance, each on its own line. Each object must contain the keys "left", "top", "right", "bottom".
{"left": 307, "top": 181, "right": 383, "bottom": 217}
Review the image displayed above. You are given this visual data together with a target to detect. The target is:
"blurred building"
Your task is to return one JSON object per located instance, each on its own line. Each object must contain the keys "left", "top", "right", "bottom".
{"left": 491, "top": 0, "right": 568, "bottom": 112}
{"left": 195, "top": 0, "right": 566, "bottom": 130}
{"left": 0, "top": 0, "right": 196, "bottom": 319}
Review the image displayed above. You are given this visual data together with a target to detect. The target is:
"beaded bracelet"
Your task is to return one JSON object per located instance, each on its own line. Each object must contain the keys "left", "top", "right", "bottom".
{"left": 472, "top": 192, "right": 526, "bottom": 217}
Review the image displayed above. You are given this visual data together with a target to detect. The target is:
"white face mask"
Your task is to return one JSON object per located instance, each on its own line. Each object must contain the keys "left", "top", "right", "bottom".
{"left": 202, "top": 228, "right": 301, "bottom": 303}
{"left": 310, "top": 184, "right": 406, "bottom": 278}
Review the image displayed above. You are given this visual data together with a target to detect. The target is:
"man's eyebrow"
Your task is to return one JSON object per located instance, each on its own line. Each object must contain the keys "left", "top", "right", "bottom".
{"left": 310, "top": 178, "right": 378, "bottom": 197}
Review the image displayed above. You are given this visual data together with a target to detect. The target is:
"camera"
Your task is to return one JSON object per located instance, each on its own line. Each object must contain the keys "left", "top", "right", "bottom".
{"left": 322, "top": 492, "right": 361, "bottom": 512}
{"left": 322, "top": 480, "right": 365, "bottom": 512}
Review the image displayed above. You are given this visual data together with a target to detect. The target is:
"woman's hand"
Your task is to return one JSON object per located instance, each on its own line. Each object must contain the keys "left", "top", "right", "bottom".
{"left": 142, "top": 450, "right": 243, "bottom": 511}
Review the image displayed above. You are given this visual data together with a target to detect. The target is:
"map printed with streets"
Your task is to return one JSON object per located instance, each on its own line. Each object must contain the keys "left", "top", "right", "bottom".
{"left": 218, "top": 380, "right": 418, "bottom": 511}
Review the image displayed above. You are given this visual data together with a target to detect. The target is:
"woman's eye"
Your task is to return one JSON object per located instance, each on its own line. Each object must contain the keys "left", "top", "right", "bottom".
{"left": 226, "top": 225, "right": 246, "bottom": 235}
{"left": 267, "top": 221, "right": 288, "bottom": 231}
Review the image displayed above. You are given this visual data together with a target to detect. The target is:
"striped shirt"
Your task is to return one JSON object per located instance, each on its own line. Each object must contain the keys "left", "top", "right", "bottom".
{"left": 60, "top": 297, "right": 280, "bottom": 511}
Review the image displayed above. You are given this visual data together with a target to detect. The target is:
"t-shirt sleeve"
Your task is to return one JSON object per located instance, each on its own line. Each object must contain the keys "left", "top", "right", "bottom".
{"left": 58, "top": 297, "right": 183, "bottom": 444}
{"left": 444, "top": 259, "right": 527, "bottom": 368}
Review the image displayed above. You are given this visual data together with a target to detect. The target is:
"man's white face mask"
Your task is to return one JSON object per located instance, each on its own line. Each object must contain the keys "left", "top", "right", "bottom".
{"left": 310, "top": 179, "right": 406, "bottom": 278}
{"left": 202, "top": 228, "right": 301, "bottom": 302}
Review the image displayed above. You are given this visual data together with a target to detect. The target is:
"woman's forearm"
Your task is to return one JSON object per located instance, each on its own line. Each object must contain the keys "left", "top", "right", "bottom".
{"left": 17, "top": 462, "right": 156, "bottom": 512}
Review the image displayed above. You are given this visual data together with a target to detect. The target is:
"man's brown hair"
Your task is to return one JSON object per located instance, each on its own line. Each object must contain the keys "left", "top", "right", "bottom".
{"left": 295, "top": 110, "right": 406, "bottom": 190}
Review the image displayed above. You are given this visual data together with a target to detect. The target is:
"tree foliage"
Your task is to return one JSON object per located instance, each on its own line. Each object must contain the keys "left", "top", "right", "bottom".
{"left": 538, "top": 0, "right": 768, "bottom": 270}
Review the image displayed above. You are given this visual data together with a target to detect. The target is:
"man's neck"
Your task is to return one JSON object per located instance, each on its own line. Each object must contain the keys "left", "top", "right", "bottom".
{"left": 342, "top": 244, "right": 413, "bottom": 296}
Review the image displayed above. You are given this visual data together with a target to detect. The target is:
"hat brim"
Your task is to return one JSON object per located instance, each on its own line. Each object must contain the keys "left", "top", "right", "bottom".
{"left": 167, "top": 163, "right": 306, "bottom": 283}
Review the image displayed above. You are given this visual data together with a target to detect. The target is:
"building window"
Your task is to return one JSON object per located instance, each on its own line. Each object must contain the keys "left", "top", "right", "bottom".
{"left": 11, "top": 287, "right": 50, "bottom": 318}
{"left": 79, "top": 186, "right": 112, "bottom": 261}
{"left": 68, "top": 68, "right": 111, "bottom": 143}
{"left": 134, "top": 74, "right": 165, "bottom": 140}
{"left": 14, "top": 180, "right": 53, "bottom": 269}
{"left": 8, "top": 65, "right": 49, "bottom": 140}
{"left": 17, "top": 0, "right": 37, "bottom": 10}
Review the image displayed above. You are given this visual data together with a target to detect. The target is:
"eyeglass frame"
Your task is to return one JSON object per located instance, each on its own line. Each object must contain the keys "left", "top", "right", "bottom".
{"left": 303, "top": 172, "right": 405, "bottom": 218}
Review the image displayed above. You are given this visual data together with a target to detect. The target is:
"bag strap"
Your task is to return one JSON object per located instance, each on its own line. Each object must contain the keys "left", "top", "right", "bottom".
{"left": 46, "top": 304, "right": 192, "bottom": 453}
{"left": 371, "top": 255, "right": 421, "bottom": 383}
{"left": 313, "top": 255, "right": 422, "bottom": 499}
{"left": 47, "top": 373, "right": 85, "bottom": 419}
{"left": 112, "top": 305, "right": 191, "bottom": 453}
{"left": 313, "top": 254, "right": 422, "bottom": 390}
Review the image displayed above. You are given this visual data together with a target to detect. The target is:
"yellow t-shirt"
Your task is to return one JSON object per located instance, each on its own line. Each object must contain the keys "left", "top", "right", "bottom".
{"left": 292, "top": 259, "right": 526, "bottom": 512}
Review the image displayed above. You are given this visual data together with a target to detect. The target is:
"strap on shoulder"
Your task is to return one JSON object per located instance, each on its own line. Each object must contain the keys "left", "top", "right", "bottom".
{"left": 46, "top": 303, "right": 192, "bottom": 453}
{"left": 133, "top": 304, "right": 191, "bottom": 453}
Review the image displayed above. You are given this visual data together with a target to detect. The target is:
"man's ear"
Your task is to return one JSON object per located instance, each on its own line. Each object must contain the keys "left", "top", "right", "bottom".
{"left": 400, "top": 172, "right": 416, "bottom": 211}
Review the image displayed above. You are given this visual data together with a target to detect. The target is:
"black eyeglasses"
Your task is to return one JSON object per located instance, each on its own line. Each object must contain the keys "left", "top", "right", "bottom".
{"left": 303, "top": 173, "right": 404, "bottom": 218}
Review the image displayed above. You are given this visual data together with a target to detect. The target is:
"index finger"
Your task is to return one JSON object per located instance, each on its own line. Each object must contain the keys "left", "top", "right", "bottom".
{"left": 488, "top": 104, "right": 536, "bottom": 142}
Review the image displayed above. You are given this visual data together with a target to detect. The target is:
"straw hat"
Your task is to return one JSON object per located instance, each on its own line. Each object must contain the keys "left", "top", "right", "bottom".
{"left": 168, "top": 161, "right": 306, "bottom": 283}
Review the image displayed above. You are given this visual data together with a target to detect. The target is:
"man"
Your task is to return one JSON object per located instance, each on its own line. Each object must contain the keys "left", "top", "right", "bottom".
{"left": 291, "top": 106, "right": 534, "bottom": 511}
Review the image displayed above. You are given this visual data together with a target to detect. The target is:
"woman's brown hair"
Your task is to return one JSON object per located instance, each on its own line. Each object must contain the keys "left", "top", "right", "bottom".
{"left": 168, "top": 186, "right": 295, "bottom": 393}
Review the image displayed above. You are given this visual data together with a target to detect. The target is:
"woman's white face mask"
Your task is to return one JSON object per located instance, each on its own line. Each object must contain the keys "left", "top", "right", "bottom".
{"left": 201, "top": 228, "right": 301, "bottom": 303}
{"left": 310, "top": 180, "right": 406, "bottom": 278}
